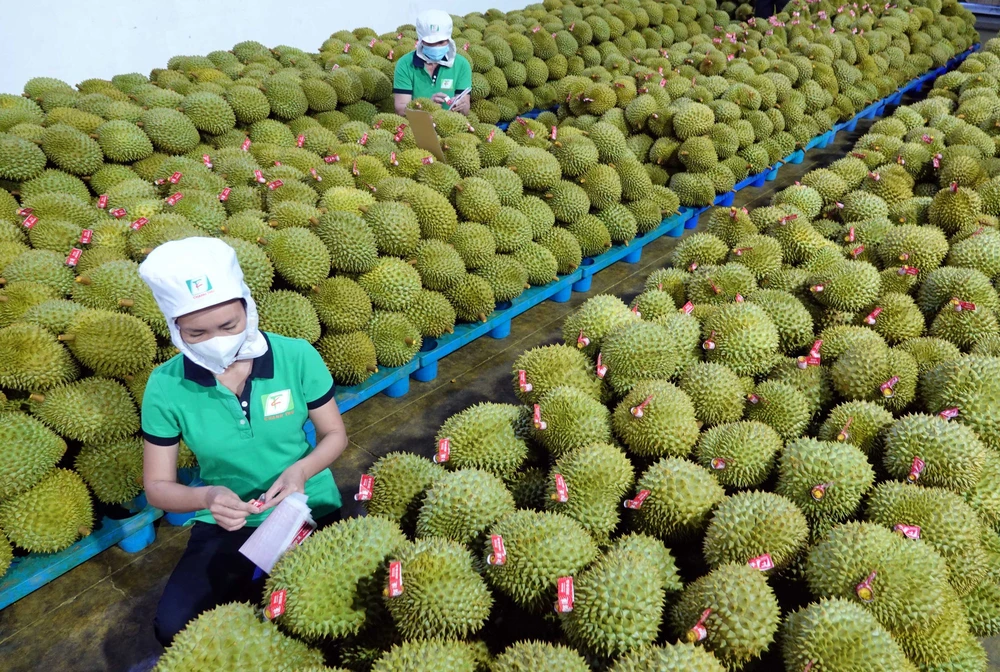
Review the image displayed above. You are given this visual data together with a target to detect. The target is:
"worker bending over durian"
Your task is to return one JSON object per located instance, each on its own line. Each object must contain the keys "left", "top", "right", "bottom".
{"left": 138, "top": 237, "right": 347, "bottom": 647}
{"left": 393, "top": 9, "right": 473, "bottom": 116}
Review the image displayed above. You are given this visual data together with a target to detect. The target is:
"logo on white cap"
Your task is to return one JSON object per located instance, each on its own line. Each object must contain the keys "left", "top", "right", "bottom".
{"left": 185, "top": 276, "right": 214, "bottom": 299}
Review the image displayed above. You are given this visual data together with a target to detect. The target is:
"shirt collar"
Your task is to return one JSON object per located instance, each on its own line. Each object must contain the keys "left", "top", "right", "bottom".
{"left": 182, "top": 332, "right": 274, "bottom": 387}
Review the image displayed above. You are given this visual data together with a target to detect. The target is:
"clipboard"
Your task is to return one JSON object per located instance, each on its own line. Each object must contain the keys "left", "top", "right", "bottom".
{"left": 404, "top": 108, "right": 446, "bottom": 163}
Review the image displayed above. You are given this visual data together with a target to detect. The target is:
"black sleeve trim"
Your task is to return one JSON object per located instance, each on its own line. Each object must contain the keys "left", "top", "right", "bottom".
{"left": 393, "top": 88, "right": 413, "bottom": 95}
{"left": 307, "top": 384, "right": 336, "bottom": 410}
{"left": 143, "top": 431, "right": 182, "bottom": 446}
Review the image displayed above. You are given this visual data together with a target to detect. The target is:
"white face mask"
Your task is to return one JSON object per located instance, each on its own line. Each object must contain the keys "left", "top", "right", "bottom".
{"left": 184, "top": 331, "right": 247, "bottom": 373}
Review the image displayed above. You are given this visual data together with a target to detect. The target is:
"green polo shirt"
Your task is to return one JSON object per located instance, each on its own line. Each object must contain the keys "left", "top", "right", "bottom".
{"left": 141, "top": 332, "right": 341, "bottom": 526}
{"left": 393, "top": 51, "right": 473, "bottom": 108}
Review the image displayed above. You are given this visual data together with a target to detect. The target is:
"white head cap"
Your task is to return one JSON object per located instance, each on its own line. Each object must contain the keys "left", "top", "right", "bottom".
{"left": 416, "top": 9, "right": 454, "bottom": 44}
{"left": 138, "top": 237, "right": 268, "bottom": 373}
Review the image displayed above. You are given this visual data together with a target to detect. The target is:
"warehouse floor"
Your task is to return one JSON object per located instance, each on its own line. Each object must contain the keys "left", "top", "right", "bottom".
{"left": 2, "top": 56, "right": 1000, "bottom": 671}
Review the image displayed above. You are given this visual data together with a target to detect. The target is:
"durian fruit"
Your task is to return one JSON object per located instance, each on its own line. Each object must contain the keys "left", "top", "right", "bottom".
{"left": 608, "top": 642, "right": 726, "bottom": 672}
{"left": 631, "top": 457, "right": 726, "bottom": 542}
{"left": 153, "top": 602, "right": 326, "bottom": 672}
{"left": 0, "top": 533, "right": 11, "bottom": 578}
{"left": 384, "top": 537, "right": 492, "bottom": 641}
{"left": 260, "top": 227, "right": 331, "bottom": 290}
{"left": 600, "top": 321, "right": 678, "bottom": 397}
{"left": 560, "top": 294, "right": 640, "bottom": 359}
{"left": 483, "top": 509, "right": 598, "bottom": 612}
{"left": 434, "top": 403, "right": 527, "bottom": 479}
{"left": 263, "top": 515, "right": 407, "bottom": 640}
{"left": 702, "top": 491, "right": 810, "bottom": 573}
{"left": 490, "top": 641, "right": 589, "bottom": 672}
{"left": 805, "top": 521, "right": 956, "bottom": 635}
{"left": 404, "top": 289, "right": 455, "bottom": 338}
{"left": 0, "top": 468, "right": 93, "bottom": 553}
{"left": 28, "top": 377, "right": 138, "bottom": 443}
{"left": 775, "top": 438, "right": 875, "bottom": 527}
{"left": 0, "top": 411, "right": 67, "bottom": 499}
{"left": 961, "top": 543, "right": 1000, "bottom": 638}
{"left": 866, "top": 482, "right": 989, "bottom": 597}
{"left": 315, "top": 331, "right": 378, "bottom": 387}
{"left": 743, "top": 379, "right": 811, "bottom": 441}
{"left": 358, "top": 257, "right": 422, "bottom": 312}
{"left": 0, "top": 322, "right": 79, "bottom": 391}
{"left": 58, "top": 308, "right": 156, "bottom": 377}
{"left": 366, "top": 311, "right": 421, "bottom": 368}
{"left": 561, "top": 538, "right": 680, "bottom": 659}
{"left": 923, "top": 355, "right": 1000, "bottom": 451}
{"left": 816, "top": 400, "right": 895, "bottom": 456}
{"left": 746, "top": 289, "right": 813, "bottom": 354}
{"left": 511, "top": 344, "right": 602, "bottom": 405}
{"left": 362, "top": 453, "right": 442, "bottom": 530}
{"left": 611, "top": 380, "right": 700, "bottom": 459}
{"left": 309, "top": 277, "right": 372, "bottom": 334}
{"left": 882, "top": 413, "right": 987, "bottom": 493}
{"left": 416, "top": 468, "right": 515, "bottom": 545}
{"left": 782, "top": 598, "right": 917, "bottom": 672}
{"left": 371, "top": 639, "right": 478, "bottom": 672}
{"left": 544, "top": 442, "right": 634, "bottom": 544}
{"left": 444, "top": 273, "right": 496, "bottom": 323}
{"left": 74, "top": 437, "right": 143, "bottom": 505}
{"left": 967, "top": 452, "right": 1000, "bottom": 534}
{"left": 701, "top": 303, "right": 780, "bottom": 377}
{"left": 670, "top": 563, "right": 780, "bottom": 671}
{"left": 678, "top": 362, "right": 745, "bottom": 427}
{"left": 531, "top": 385, "right": 612, "bottom": 458}
{"left": 694, "top": 421, "right": 782, "bottom": 491}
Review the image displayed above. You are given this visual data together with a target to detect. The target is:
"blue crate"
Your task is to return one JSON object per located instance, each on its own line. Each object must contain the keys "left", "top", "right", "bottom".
{"left": 783, "top": 149, "right": 805, "bottom": 165}
{"left": 714, "top": 192, "right": 736, "bottom": 206}
{"left": 0, "top": 498, "right": 163, "bottom": 610}
{"left": 332, "top": 359, "right": 422, "bottom": 412}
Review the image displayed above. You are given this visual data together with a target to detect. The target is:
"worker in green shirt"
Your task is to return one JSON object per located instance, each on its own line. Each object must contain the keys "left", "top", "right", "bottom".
{"left": 137, "top": 237, "right": 348, "bottom": 646}
{"left": 393, "top": 9, "right": 473, "bottom": 116}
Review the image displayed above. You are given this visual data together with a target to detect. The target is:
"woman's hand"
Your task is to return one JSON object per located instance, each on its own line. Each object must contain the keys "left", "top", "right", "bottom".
{"left": 203, "top": 485, "right": 258, "bottom": 531}
{"left": 259, "top": 463, "right": 308, "bottom": 513}
{"left": 431, "top": 92, "right": 450, "bottom": 105}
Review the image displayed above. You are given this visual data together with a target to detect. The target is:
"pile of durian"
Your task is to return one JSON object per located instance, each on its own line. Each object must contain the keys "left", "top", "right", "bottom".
{"left": 155, "top": 41, "right": 1000, "bottom": 672}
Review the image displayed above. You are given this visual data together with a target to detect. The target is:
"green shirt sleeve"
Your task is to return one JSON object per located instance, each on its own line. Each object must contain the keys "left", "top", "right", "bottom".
{"left": 141, "top": 372, "right": 182, "bottom": 446}
{"left": 299, "top": 342, "right": 336, "bottom": 409}
{"left": 393, "top": 57, "right": 414, "bottom": 95}
{"left": 455, "top": 55, "right": 473, "bottom": 91}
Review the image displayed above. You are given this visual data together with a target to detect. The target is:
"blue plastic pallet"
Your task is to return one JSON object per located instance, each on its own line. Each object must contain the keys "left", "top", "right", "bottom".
{"left": 333, "top": 359, "right": 422, "bottom": 412}
{"left": 0, "top": 497, "right": 163, "bottom": 611}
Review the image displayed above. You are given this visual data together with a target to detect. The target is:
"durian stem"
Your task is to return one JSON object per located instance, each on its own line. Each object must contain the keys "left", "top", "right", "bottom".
{"left": 57, "top": 334, "right": 76, "bottom": 342}
{"left": 0, "top": 295, "right": 7, "bottom": 302}
{"left": 366, "top": 365, "right": 379, "bottom": 373}
{"left": 404, "top": 337, "right": 414, "bottom": 346}
{"left": 29, "top": 393, "right": 45, "bottom": 403}
{"left": 478, "top": 313, "right": 487, "bottom": 322}
{"left": 119, "top": 298, "right": 135, "bottom": 308}
{"left": 75, "top": 276, "right": 92, "bottom": 285}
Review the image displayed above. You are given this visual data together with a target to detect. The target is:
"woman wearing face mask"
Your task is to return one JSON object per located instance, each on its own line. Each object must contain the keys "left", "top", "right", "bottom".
{"left": 393, "top": 9, "right": 472, "bottom": 116}
{"left": 137, "top": 237, "right": 347, "bottom": 647}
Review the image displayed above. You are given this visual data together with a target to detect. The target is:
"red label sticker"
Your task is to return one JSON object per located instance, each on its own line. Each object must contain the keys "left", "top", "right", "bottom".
{"left": 110, "top": 208, "right": 127, "bottom": 219}
{"left": 576, "top": 330, "right": 590, "bottom": 348}
{"left": 16, "top": 207, "right": 32, "bottom": 216}
{"left": 254, "top": 169, "right": 266, "bottom": 183}
{"left": 797, "top": 353, "right": 821, "bottom": 369}
{"left": 154, "top": 178, "right": 166, "bottom": 186}
{"left": 734, "top": 293, "right": 744, "bottom": 303}
{"left": 488, "top": 534, "right": 507, "bottom": 566}
{"left": 680, "top": 301, "right": 694, "bottom": 314}
{"left": 274, "top": 161, "right": 282, "bottom": 167}
{"left": 421, "top": 156, "right": 433, "bottom": 165}
{"left": 702, "top": 330, "right": 717, "bottom": 351}
{"left": 596, "top": 352, "right": 607, "bottom": 379}
{"left": 551, "top": 126, "right": 557, "bottom": 140}
{"left": 711, "top": 457, "right": 728, "bottom": 470}
{"left": 688, "top": 609, "right": 712, "bottom": 642}
{"left": 219, "top": 187, "right": 231, "bottom": 202}
{"left": 352, "top": 160, "right": 359, "bottom": 176}
{"left": 865, "top": 307, "right": 882, "bottom": 324}
{"left": 290, "top": 521, "right": 314, "bottom": 547}
{"left": 747, "top": 553, "right": 774, "bottom": 571}
{"left": 952, "top": 298, "right": 977, "bottom": 312}
{"left": 899, "top": 265, "right": 920, "bottom": 276}
{"left": 810, "top": 482, "right": 831, "bottom": 501}
{"left": 79, "top": 229, "right": 93, "bottom": 244}
{"left": 390, "top": 151, "right": 398, "bottom": 166}
{"left": 343, "top": 43, "right": 351, "bottom": 53}
{"left": 555, "top": 576, "right": 574, "bottom": 613}
{"left": 388, "top": 48, "right": 394, "bottom": 59}
{"left": 202, "top": 154, "right": 213, "bottom": 168}
{"left": 241, "top": 137, "right": 252, "bottom": 151}
{"left": 434, "top": 437, "right": 450, "bottom": 464}
{"left": 168, "top": 171, "right": 182, "bottom": 184}
{"left": 855, "top": 571, "right": 877, "bottom": 602}
{"left": 894, "top": 523, "right": 921, "bottom": 539}
{"left": 487, "top": 129, "right": 495, "bottom": 143}
{"left": 354, "top": 474, "right": 374, "bottom": 501}
{"left": 267, "top": 180, "right": 283, "bottom": 190}
{"left": 880, "top": 376, "right": 899, "bottom": 398}
{"left": 358, "top": 132, "right": 369, "bottom": 146}
{"left": 65, "top": 248, "right": 82, "bottom": 267}
{"left": 97, "top": 195, "right": 108, "bottom": 209}
{"left": 623, "top": 489, "right": 651, "bottom": 509}
{"left": 166, "top": 193, "right": 184, "bottom": 206}
{"left": 129, "top": 217, "right": 148, "bottom": 231}
{"left": 907, "top": 456, "right": 925, "bottom": 483}
{"left": 850, "top": 245, "right": 865, "bottom": 258}
{"left": 387, "top": 561, "right": 404, "bottom": 597}
{"left": 324, "top": 154, "right": 340, "bottom": 164}
{"left": 368, "top": 37, "right": 377, "bottom": 47}
{"left": 296, "top": 134, "right": 305, "bottom": 148}
{"left": 518, "top": 370, "right": 533, "bottom": 393}
{"left": 21, "top": 214, "right": 38, "bottom": 229}
{"left": 393, "top": 127, "right": 407, "bottom": 143}
{"left": 265, "top": 589, "right": 287, "bottom": 619}
{"left": 534, "top": 404, "right": 547, "bottom": 431}
{"left": 939, "top": 407, "right": 960, "bottom": 420}
{"left": 553, "top": 473, "right": 568, "bottom": 502}
{"left": 309, "top": 167, "right": 321, "bottom": 181}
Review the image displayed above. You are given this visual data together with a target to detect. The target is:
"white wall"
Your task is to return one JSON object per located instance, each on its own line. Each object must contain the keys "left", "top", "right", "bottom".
{"left": 0, "top": 0, "right": 528, "bottom": 95}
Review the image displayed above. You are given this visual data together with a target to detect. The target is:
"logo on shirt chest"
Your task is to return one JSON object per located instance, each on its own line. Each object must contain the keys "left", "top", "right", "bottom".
{"left": 441, "top": 79, "right": 454, "bottom": 89}
{"left": 262, "top": 389, "right": 295, "bottom": 419}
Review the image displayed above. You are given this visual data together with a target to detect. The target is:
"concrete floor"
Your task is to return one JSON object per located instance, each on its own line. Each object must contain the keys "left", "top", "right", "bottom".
{"left": 3, "top": 68, "right": 1000, "bottom": 671}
